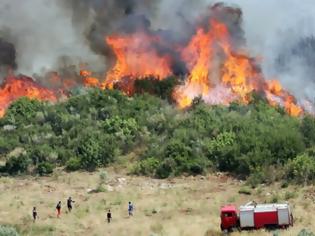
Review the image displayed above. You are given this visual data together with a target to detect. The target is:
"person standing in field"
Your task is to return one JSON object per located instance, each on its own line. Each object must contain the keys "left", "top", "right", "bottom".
{"left": 67, "top": 197, "right": 75, "bottom": 213}
{"left": 32, "top": 207, "right": 38, "bottom": 222}
{"left": 128, "top": 201, "right": 134, "bottom": 216}
{"left": 56, "top": 201, "right": 62, "bottom": 218}
{"left": 107, "top": 209, "right": 112, "bottom": 223}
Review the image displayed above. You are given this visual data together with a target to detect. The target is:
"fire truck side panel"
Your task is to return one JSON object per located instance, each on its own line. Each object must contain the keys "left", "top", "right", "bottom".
{"left": 254, "top": 211, "right": 278, "bottom": 228}
{"left": 239, "top": 209, "right": 254, "bottom": 228}
{"left": 277, "top": 208, "right": 290, "bottom": 225}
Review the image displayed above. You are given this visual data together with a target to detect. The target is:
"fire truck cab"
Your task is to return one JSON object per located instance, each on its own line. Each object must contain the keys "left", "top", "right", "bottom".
{"left": 220, "top": 205, "right": 238, "bottom": 231}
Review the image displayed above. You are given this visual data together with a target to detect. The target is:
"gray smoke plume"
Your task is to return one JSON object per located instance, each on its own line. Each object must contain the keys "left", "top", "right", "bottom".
{"left": 0, "top": 0, "right": 104, "bottom": 76}
{"left": 227, "top": 0, "right": 315, "bottom": 104}
{"left": 0, "top": 38, "right": 16, "bottom": 69}
{"left": 0, "top": 0, "right": 314, "bottom": 105}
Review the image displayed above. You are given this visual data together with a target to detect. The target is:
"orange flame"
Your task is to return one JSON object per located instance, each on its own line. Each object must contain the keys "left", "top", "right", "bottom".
{"left": 102, "top": 32, "right": 172, "bottom": 92}
{"left": 0, "top": 75, "right": 57, "bottom": 117}
{"left": 80, "top": 70, "right": 100, "bottom": 87}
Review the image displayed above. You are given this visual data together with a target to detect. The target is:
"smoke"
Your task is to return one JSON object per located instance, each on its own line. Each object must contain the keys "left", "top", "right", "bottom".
{"left": 0, "top": 0, "right": 103, "bottom": 76}
{"left": 60, "top": 0, "right": 159, "bottom": 59}
{"left": 0, "top": 0, "right": 314, "bottom": 103}
{"left": 226, "top": 0, "right": 315, "bottom": 103}
{"left": 0, "top": 38, "right": 16, "bottom": 69}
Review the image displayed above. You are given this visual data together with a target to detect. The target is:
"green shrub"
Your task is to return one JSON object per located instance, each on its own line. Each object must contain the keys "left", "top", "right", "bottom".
{"left": 4, "top": 97, "right": 43, "bottom": 126}
{"left": 4, "top": 155, "right": 31, "bottom": 175}
{"left": 285, "top": 153, "right": 315, "bottom": 184}
{"left": 156, "top": 158, "right": 176, "bottom": 179}
{"left": 298, "top": 229, "right": 315, "bottom": 236}
{"left": 238, "top": 187, "right": 252, "bottom": 195}
{"left": 269, "top": 194, "right": 280, "bottom": 203}
{"left": 37, "top": 162, "right": 54, "bottom": 176}
{"left": 66, "top": 157, "right": 81, "bottom": 171}
{"left": 284, "top": 191, "right": 297, "bottom": 200}
{"left": 133, "top": 157, "right": 160, "bottom": 176}
{"left": 0, "top": 225, "right": 20, "bottom": 236}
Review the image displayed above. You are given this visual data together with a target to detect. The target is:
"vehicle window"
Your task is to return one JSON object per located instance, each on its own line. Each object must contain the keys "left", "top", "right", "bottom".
{"left": 223, "top": 212, "right": 234, "bottom": 217}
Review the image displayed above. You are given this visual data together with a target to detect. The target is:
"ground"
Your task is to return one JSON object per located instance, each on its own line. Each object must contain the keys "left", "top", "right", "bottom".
{"left": 0, "top": 168, "right": 314, "bottom": 236}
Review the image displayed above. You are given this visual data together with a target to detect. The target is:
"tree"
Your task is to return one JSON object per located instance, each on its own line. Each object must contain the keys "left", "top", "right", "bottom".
{"left": 4, "top": 97, "right": 43, "bottom": 126}
{"left": 4, "top": 155, "right": 31, "bottom": 175}
{"left": 301, "top": 115, "right": 315, "bottom": 147}
{"left": 286, "top": 154, "right": 315, "bottom": 184}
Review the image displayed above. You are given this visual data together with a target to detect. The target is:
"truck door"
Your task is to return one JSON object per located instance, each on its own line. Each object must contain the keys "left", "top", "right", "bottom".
{"left": 240, "top": 209, "right": 254, "bottom": 228}
{"left": 277, "top": 208, "right": 289, "bottom": 225}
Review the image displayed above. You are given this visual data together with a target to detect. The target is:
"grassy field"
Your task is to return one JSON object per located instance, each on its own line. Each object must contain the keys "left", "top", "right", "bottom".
{"left": 0, "top": 168, "right": 315, "bottom": 236}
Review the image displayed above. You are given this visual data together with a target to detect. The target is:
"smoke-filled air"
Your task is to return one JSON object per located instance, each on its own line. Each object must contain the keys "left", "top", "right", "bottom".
{"left": 0, "top": 0, "right": 314, "bottom": 117}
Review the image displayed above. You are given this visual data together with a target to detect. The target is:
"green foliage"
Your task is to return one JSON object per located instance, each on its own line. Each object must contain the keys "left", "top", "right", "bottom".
{"left": 301, "top": 115, "right": 315, "bottom": 147}
{"left": 0, "top": 225, "right": 20, "bottom": 236}
{"left": 133, "top": 157, "right": 160, "bottom": 176}
{"left": 66, "top": 157, "right": 81, "bottom": 171}
{"left": 4, "top": 155, "right": 31, "bottom": 175}
{"left": 238, "top": 186, "right": 252, "bottom": 195}
{"left": 0, "top": 88, "right": 314, "bottom": 183}
{"left": 77, "top": 133, "right": 116, "bottom": 171}
{"left": 298, "top": 229, "right": 315, "bottom": 236}
{"left": 37, "top": 162, "right": 54, "bottom": 176}
{"left": 3, "top": 97, "right": 42, "bottom": 126}
{"left": 285, "top": 153, "right": 315, "bottom": 184}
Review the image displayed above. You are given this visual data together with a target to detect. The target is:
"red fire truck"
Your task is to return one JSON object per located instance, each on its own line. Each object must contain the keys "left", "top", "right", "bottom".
{"left": 220, "top": 202, "right": 293, "bottom": 231}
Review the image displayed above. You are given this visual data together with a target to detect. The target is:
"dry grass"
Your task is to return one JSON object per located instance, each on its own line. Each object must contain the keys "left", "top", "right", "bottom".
{"left": 0, "top": 169, "right": 315, "bottom": 236}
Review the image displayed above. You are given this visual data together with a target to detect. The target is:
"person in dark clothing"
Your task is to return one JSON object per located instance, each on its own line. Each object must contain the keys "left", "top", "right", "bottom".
{"left": 67, "top": 197, "right": 75, "bottom": 212}
{"left": 128, "top": 202, "right": 134, "bottom": 216}
{"left": 32, "top": 207, "right": 38, "bottom": 222}
{"left": 56, "top": 201, "right": 61, "bottom": 218}
{"left": 107, "top": 210, "right": 112, "bottom": 223}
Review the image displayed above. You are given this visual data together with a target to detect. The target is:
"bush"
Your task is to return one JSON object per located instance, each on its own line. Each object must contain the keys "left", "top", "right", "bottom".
{"left": 65, "top": 157, "right": 81, "bottom": 171}
{"left": 4, "top": 97, "right": 43, "bottom": 126}
{"left": 155, "top": 158, "right": 176, "bottom": 179}
{"left": 301, "top": 116, "right": 315, "bottom": 147}
{"left": 77, "top": 133, "right": 116, "bottom": 171}
{"left": 285, "top": 153, "right": 315, "bottom": 184}
{"left": 298, "top": 229, "right": 315, "bottom": 236}
{"left": 238, "top": 186, "right": 252, "bottom": 195}
{"left": 133, "top": 157, "right": 160, "bottom": 176}
{"left": 4, "top": 155, "right": 31, "bottom": 175}
{"left": 37, "top": 162, "right": 54, "bottom": 176}
{"left": 284, "top": 191, "right": 297, "bottom": 200}
{"left": 0, "top": 225, "right": 20, "bottom": 236}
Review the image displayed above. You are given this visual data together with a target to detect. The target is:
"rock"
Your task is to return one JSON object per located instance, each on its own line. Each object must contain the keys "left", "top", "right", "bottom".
{"left": 266, "top": 192, "right": 271, "bottom": 196}
{"left": 3, "top": 125, "right": 16, "bottom": 131}
{"left": 106, "top": 185, "right": 114, "bottom": 192}
{"left": 160, "top": 183, "right": 172, "bottom": 189}
{"left": 86, "top": 188, "right": 94, "bottom": 193}
{"left": 200, "top": 176, "right": 206, "bottom": 180}
{"left": 117, "top": 177, "right": 126, "bottom": 184}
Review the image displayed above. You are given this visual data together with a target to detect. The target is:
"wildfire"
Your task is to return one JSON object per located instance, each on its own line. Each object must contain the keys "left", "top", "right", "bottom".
{"left": 0, "top": 75, "right": 57, "bottom": 117}
{"left": 102, "top": 32, "right": 172, "bottom": 93}
{"left": 80, "top": 70, "right": 100, "bottom": 87}
{"left": 0, "top": 4, "right": 310, "bottom": 118}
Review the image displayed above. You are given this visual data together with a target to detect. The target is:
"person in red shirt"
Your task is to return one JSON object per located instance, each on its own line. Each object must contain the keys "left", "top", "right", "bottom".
{"left": 56, "top": 201, "right": 61, "bottom": 218}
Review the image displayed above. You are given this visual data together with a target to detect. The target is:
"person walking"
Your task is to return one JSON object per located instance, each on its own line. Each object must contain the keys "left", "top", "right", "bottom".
{"left": 107, "top": 210, "right": 112, "bottom": 223}
{"left": 32, "top": 207, "right": 38, "bottom": 222}
{"left": 56, "top": 201, "right": 62, "bottom": 218}
{"left": 128, "top": 202, "right": 134, "bottom": 217}
{"left": 67, "top": 197, "right": 75, "bottom": 213}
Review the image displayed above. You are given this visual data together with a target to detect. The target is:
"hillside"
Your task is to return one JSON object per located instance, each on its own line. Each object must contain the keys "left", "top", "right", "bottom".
{"left": 1, "top": 169, "right": 315, "bottom": 236}
{"left": 0, "top": 88, "right": 315, "bottom": 184}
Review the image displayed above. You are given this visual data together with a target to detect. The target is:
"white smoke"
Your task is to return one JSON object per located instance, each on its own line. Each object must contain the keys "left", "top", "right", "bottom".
{"left": 227, "top": 0, "right": 315, "bottom": 103}
{"left": 0, "top": 0, "right": 103, "bottom": 75}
